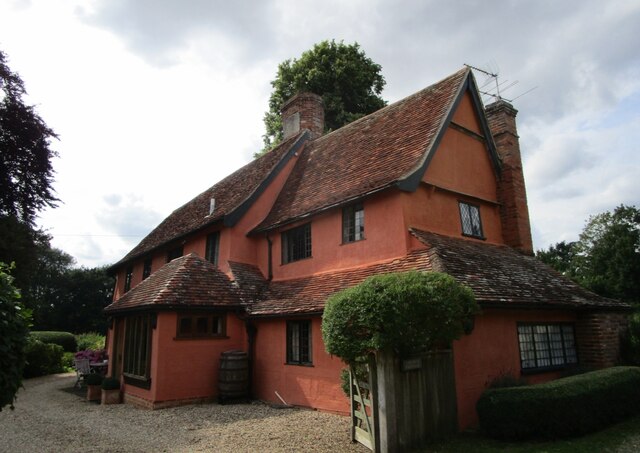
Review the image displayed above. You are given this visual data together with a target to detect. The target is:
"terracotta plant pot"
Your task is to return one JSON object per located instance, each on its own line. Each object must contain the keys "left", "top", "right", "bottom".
{"left": 101, "top": 389, "right": 121, "bottom": 405}
{"left": 86, "top": 385, "right": 101, "bottom": 401}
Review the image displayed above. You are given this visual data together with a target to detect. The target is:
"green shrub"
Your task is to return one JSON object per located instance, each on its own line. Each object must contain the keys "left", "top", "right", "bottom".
{"left": 477, "top": 366, "right": 640, "bottom": 440}
{"left": 84, "top": 373, "right": 104, "bottom": 386}
{"left": 0, "top": 263, "right": 30, "bottom": 411}
{"left": 322, "top": 271, "right": 478, "bottom": 364}
{"left": 61, "top": 352, "right": 75, "bottom": 371}
{"left": 30, "top": 331, "right": 77, "bottom": 352}
{"left": 101, "top": 377, "right": 120, "bottom": 390}
{"left": 23, "top": 338, "right": 64, "bottom": 378}
{"left": 76, "top": 332, "right": 106, "bottom": 351}
{"left": 621, "top": 312, "right": 640, "bottom": 366}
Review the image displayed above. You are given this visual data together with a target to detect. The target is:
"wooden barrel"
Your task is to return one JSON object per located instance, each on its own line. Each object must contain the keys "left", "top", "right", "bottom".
{"left": 218, "top": 350, "right": 249, "bottom": 403}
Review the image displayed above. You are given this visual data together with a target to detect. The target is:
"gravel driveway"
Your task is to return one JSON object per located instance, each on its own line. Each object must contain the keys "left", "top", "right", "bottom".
{"left": 0, "top": 373, "right": 367, "bottom": 453}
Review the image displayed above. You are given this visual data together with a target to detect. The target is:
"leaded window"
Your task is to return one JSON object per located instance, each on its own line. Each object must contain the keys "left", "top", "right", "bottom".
{"left": 124, "top": 266, "right": 133, "bottom": 292}
{"left": 287, "top": 320, "right": 312, "bottom": 365}
{"left": 142, "top": 259, "right": 152, "bottom": 280}
{"left": 281, "top": 223, "right": 312, "bottom": 264}
{"left": 123, "top": 313, "right": 153, "bottom": 382}
{"left": 517, "top": 323, "right": 578, "bottom": 371}
{"left": 459, "top": 201, "right": 483, "bottom": 238}
{"left": 205, "top": 232, "right": 220, "bottom": 265}
{"left": 342, "top": 203, "right": 365, "bottom": 243}
{"left": 177, "top": 313, "right": 226, "bottom": 338}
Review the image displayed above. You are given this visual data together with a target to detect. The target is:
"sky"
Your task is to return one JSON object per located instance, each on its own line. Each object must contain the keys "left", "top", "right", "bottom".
{"left": 1, "top": 0, "right": 639, "bottom": 268}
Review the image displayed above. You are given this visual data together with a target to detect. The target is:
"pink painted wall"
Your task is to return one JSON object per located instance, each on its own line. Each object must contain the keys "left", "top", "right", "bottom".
{"left": 252, "top": 317, "right": 349, "bottom": 414}
{"left": 453, "top": 308, "right": 577, "bottom": 429}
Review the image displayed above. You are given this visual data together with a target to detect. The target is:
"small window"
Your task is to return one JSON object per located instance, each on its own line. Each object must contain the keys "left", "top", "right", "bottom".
{"left": 459, "top": 201, "right": 484, "bottom": 238}
{"left": 142, "top": 259, "right": 152, "bottom": 280}
{"left": 287, "top": 320, "right": 312, "bottom": 365}
{"left": 281, "top": 223, "right": 312, "bottom": 264}
{"left": 124, "top": 266, "right": 133, "bottom": 292}
{"left": 167, "top": 246, "right": 183, "bottom": 262}
{"left": 205, "top": 232, "right": 220, "bottom": 265}
{"left": 518, "top": 323, "right": 578, "bottom": 372}
{"left": 177, "top": 313, "right": 226, "bottom": 339}
{"left": 342, "top": 203, "right": 365, "bottom": 243}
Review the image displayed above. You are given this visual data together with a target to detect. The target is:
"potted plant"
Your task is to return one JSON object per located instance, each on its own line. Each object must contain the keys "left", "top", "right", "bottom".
{"left": 101, "top": 377, "right": 121, "bottom": 405}
{"left": 85, "top": 373, "right": 103, "bottom": 401}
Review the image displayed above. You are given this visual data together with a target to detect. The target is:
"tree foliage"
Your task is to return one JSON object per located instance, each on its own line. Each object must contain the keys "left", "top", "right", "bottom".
{"left": 321, "top": 271, "right": 479, "bottom": 364}
{"left": 260, "top": 40, "right": 386, "bottom": 154}
{"left": 537, "top": 205, "right": 640, "bottom": 303}
{"left": 0, "top": 49, "right": 58, "bottom": 225}
{"left": 0, "top": 263, "right": 30, "bottom": 411}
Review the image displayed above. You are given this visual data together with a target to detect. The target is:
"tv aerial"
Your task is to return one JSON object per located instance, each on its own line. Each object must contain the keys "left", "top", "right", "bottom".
{"left": 464, "top": 63, "right": 537, "bottom": 104}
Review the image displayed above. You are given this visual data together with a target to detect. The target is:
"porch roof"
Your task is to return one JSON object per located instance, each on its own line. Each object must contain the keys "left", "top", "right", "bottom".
{"left": 104, "top": 253, "right": 243, "bottom": 313}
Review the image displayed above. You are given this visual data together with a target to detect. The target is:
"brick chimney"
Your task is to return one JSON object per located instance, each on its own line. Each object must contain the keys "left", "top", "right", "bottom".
{"left": 485, "top": 99, "right": 533, "bottom": 255}
{"left": 281, "top": 92, "right": 324, "bottom": 140}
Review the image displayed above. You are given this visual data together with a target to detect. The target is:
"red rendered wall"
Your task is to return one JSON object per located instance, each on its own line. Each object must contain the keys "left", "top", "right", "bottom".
{"left": 453, "top": 309, "right": 576, "bottom": 429}
{"left": 252, "top": 317, "right": 349, "bottom": 414}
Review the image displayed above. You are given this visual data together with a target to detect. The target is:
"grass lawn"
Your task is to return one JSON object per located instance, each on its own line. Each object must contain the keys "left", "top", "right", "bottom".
{"left": 423, "top": 415, "right": 640, "bottom": 453}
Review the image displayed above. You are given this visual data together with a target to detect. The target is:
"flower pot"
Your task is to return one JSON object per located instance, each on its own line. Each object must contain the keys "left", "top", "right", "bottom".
{"left": 87, "top": 384, "right": 101, "bottom": 401}
{"left": 101, "top": 388, "right": 121, "bottom": 405}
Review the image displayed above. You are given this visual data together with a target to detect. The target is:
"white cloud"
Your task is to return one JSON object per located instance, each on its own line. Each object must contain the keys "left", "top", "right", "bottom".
{"left": 0, "top": 0, "right": 638, "bottom": 266}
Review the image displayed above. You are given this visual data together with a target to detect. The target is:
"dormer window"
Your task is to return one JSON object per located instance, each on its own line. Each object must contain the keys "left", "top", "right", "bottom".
{"left": 342, "top": 203, "right": 365, "bottom": 243}
{"left": 459, "top": 201, "right": 484, "bottom": 239}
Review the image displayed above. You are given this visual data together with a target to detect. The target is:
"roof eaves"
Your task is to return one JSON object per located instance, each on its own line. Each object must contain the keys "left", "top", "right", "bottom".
{"left": 223, "top": 131, "right": 310, "bottom": 227}
{"left": 250, "top": 182, "right": 395, "bottom": 235}
{"left": 396, "top": 68, "right": 471, "bottom": 192}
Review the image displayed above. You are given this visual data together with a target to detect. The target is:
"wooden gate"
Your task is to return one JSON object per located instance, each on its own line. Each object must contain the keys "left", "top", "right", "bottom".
{"left": 349, "top": 356, "right": 378, "bottom": 451}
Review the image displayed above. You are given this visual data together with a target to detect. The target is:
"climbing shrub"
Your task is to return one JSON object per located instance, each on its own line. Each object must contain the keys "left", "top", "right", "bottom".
{"left": 322, "top": 271, "right": 479, "bottom": 364}
{"left": 0, "top": 263, "right": 30, "bottom": 411}
{"left": 477, "top": 366, "right": 640, "bottom": 440}
{"left": 30, "top": 331, "right": 77, "bottom": 352}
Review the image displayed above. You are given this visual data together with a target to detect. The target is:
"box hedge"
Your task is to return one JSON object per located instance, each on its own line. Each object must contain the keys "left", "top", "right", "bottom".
{"left": 30, "top": 331, "right": 77, "bottom": 352}
{"left": 477, "top": 366, "right": 640, "bottom": 440}
{"left": 23, "top": 339, "right": 64, "bottom": 378}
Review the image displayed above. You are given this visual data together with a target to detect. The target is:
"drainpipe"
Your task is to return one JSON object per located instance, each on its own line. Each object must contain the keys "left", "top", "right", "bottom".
{"left": 266, "top": 233, "right": 273, "bottom": 281}
{"left": 246, "top": 322, "right": 257, "bottom": 399}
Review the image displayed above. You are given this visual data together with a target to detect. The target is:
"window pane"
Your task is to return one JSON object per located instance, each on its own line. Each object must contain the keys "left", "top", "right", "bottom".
{"left": 212, "top": 316, "right": 223, "bottom": 335}
{"left": 282, "top": 224, "right": 312, "bottom": 263}
{"left": 459, "top": 202, "right": 483, "bottom": 238}
{"left": 195, "top": 317, "right": 209, "bottom": 335}
{"left": 206, "top": 232, "right": 220, "bottom": 265}
{"left": 179, "top": 317, "right": 192, "bottom": 336}
{"left": 518, "top": 323, "right": 578, "bottom": 371}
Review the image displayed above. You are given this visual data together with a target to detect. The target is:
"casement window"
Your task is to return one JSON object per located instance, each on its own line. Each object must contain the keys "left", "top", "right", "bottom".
{"left": 458, "top": 201, "right": 484, "bottom": 239}
{"left": 281, "top": 223, "right": 312, "bottom": 264}
{"left": 167, "top": 246, "right": 183, "bottom": 262}
{"left": 176, "top": 313, "right": 226, "bottom": 338}
{"left": 142, "top": 259, "right": 152, "bottom": 280}
{"left": 342, "top": 203, "right": 365, "bottom": 243}
{"left": 205, "top": 231, "right": 220, "bottom": 265}
{"left": 124, "top": 266, "right": 133, "bottom": 292}
{"left": 517, "top": 323, "right": 578, "bottom": 372}
{"left": 287, "top": 320, "right": 312, "bottom": 365}
{"left": 123, "top": 313, "right": 154, "bottom": 387}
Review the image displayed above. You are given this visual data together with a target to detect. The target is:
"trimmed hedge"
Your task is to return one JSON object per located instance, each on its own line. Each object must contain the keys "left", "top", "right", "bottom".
{"left": 23, "top": 339, "right": 64, "bottom": 378}
{"left": 30, "top": 331, "right": 77, "bottom": 352}
{"left": 477, "top": 366, "right": 640, "bottom": 440}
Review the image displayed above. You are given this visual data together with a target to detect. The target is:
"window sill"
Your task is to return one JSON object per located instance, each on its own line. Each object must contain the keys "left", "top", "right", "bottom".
{"left": 285, "top": 362, "right": 314, "bottom": 367}
{"left": 173, "top": 335, "right": 229, "bottom": 341}
{"left": 123, "top": 374, "right": 152, "bottom": 390}
{"left": 281, "top": 256, "right": 313, "bottom": 266}
{"left": 461, "top": 233, "right": 486, "bottom": 241}
{"left": 520, "top": 365, "right": 573, "bottom": 375}
{"left": 341, "top": 238, "right": 366, "bottom": 246}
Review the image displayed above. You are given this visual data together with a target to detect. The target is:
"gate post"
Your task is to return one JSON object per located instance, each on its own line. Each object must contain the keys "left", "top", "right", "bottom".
{"left": 375, "top": 348, "right": 398, "bottom": 453}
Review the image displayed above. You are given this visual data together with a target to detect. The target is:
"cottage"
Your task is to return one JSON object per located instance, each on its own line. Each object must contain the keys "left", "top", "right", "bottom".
{"left": 105, "top": 67, "right": 630, "bottom": 429}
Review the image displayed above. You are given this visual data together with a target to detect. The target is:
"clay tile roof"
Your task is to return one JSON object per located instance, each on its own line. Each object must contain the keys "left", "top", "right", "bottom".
{"left": 104, "top": 253, "right": 242, "bottom": 313}
{"left": 241, "top": 250, "right": 433, "bottom": 317}
{"left": 254, "top": 68, "right": 470, "bottom": 232}
{"left": 410, "top": 229, "right": 631, "bottom": 310}
{"left": 112, "top": 132, "right": 307, "bottom": 269}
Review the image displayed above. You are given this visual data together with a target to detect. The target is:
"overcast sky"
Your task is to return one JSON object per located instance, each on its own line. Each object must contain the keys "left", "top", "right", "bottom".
{"left": 1, "top": 0, "right": 639, "bottom": 268}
